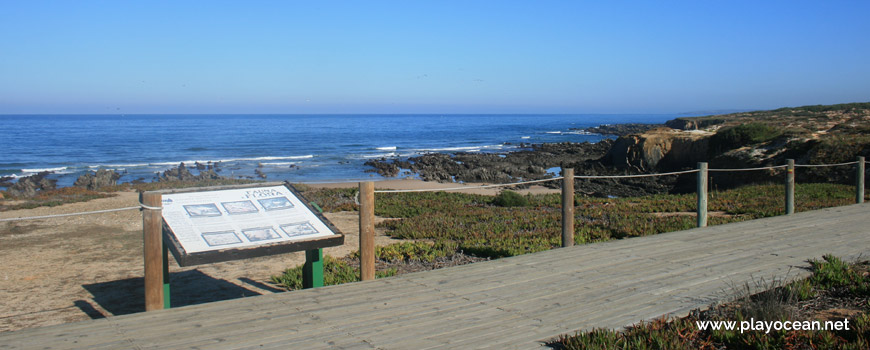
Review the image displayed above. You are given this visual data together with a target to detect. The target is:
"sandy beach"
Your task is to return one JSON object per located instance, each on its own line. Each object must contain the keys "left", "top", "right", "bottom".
{"left": 0, "top": 179, "right": 551, "bottom": 333}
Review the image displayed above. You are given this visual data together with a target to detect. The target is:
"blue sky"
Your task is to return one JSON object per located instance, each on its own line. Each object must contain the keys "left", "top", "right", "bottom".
{"left": 1, "top": 1, "right": 868, "bottom": 114}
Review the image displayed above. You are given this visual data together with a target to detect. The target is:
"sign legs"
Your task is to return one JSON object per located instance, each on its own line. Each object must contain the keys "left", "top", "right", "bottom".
{"left": 303, "top": 248, "right": 324, "bottom": 289}
{"left": 163, "top": 245, "right": 171, "bottom": 309}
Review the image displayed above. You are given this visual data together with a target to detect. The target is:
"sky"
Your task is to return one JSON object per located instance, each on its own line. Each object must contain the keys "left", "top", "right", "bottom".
{"left": 1, "top": 1, "right": 869, "bottom": 114}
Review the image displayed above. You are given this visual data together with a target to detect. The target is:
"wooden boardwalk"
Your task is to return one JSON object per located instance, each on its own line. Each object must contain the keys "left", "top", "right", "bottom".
{"left": 2, "top": 203, "right": 868, "bottom": 349}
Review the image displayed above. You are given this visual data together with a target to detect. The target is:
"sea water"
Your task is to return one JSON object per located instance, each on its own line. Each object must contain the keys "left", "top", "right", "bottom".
{"left": 0, "top": 114, "right": 680, "bottom": 187}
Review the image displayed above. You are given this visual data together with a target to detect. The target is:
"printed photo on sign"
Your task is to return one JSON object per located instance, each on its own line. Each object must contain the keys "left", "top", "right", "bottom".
{"left": 221, "top": 200, "right": 259, "bottom": 215}
{"left": 258, "top": 197, "right": 294, "bottom": 211}
{"left": 184, "top": 204, "right": 222, "bottom": 218}
{"left": 201, "top": 231, "right": 243, "bottom": 247}
{"left": 241, "top": 227, "right": 281, "bottom": 242}
{"left": 280, "top": 222, "right": 319, "bottom": 237}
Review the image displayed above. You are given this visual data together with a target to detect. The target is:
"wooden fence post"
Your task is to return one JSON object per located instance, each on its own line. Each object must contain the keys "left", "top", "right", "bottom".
{"left": 786, "top": 159, "right": 795, "bottom": 215}
{"left": 697, "top": 162, "right": 708, "bottom": 228}
{"left": 359, "top": 182, "right": 375, "bottom": 281}
{"left": 561, "top": 168, "right": 575, "bottom": 247}
{"left": 858, "top": 156, "right": 865, "bottom": 204}
{"left": 141, "top": 192, "right": 164, "bottom": 311}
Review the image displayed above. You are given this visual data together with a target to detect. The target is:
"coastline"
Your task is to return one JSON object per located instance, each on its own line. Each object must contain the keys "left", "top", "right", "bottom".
{"left": 306, "top": 178, "right": 561, "bottom": 195}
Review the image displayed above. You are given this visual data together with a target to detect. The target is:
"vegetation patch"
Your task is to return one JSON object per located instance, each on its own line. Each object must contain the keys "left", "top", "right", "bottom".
{"left": 554, "top": 255, "right": 870, "bottom": 350}
{"left": 708, "top": 123, "right": 783, "bottom": 155}
{"left": 0, "top": 187, "right": 115, "bottom": 211}
{"left": 272, "top": 183, "right": 861, "bottom": 291}
{"left": 492, "top": 190, "right": 529, "bottom": 207}
{"left": 270, "top": 255, "right": 397, "bottom": 290}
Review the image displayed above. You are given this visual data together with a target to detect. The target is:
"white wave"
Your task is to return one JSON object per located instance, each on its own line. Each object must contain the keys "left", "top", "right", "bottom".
{"left": 521, "top": 136, "right": 531, "bottom": 139}
{"left": 150, "top": 155, "right": 316, "bottom": 167}
{"left": 21, "top": 167, "right": 68, "bottom": 173}
{"left": 90, "top": 163, "right": 150, "bottom": 168}
{"left": 362, "top": 152, "right": 398, "bottom": 158}
{"left": 545, "top": 131, "right": 562, "bottom": 134}
{"left": 415, "top": 144, "right": 505, "bottom": 152}
{"left": 375, "top": 146, "right": 397, "bottom": 151}
{"left": 259, "top": 162, "right": 299, "bottom": 166}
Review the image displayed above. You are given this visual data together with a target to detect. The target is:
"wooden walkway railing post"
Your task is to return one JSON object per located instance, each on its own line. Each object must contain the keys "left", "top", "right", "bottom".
{"left": 141, "top": 192, "right": 165, "bottom": 311}
{"left": 858, "top": 156, "right": 865, "bottom": 204}
{"left": 359, "top": 182, "right": 375, "bottom": 281}
{"left": 697, "top": 162, "right": 708, "bottom": 227}
{"left": 786, "top": 159, "right": 795, "bottom": 215}
{"left": 561, "top": 167, "right": 575, "bottom": 247}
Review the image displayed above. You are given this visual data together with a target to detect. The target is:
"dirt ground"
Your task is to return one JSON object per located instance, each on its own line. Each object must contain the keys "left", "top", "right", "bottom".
{"left": 0, "top": 191, "right": 407, "bottom": 333}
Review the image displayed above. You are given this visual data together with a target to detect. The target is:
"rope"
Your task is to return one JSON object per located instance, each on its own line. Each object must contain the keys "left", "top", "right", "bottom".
{"left": 374, "top": 177, "right": 564, "bottom": 193}
{"left": 0, "top": 203, "right": 161, "bottom": 223}
{"left": 708, "top": 165, "right": 788, "bottom": 172}
{"left": 794, "top": 161, "right": 859, "bottom": 168}
{"left": 574, "top": 169, "right": 699, "bottom": 179}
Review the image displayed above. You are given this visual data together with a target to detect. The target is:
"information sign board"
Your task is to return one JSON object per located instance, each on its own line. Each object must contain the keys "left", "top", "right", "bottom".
{"left": 158, "top": 183, "right": 343, "bottom": 266}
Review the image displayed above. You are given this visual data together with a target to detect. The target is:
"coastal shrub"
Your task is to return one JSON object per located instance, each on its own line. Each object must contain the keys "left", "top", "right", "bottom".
{"left": 492, "top": 190, "right": 528, "bottom": 207}
{"left": 351, "top": 241, "right": 459, "bottom": 263}
{"left": 708, "top": 122, "right": 782, "bottom": 155}
{"left": 270, "top": 256, "right": 396, "bottom": 290}
{"left": 556, "top": 256, "right": 870, "bottom": 350}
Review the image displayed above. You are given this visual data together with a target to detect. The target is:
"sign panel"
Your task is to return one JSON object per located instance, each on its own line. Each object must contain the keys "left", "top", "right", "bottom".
{"left": 158, "top": 183, "right": 343, "bottom": 266}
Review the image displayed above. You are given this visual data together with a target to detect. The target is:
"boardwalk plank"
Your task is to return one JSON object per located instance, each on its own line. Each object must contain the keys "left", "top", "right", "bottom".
{"left": 2, "top": 203, "right": 868, "bottom": 350}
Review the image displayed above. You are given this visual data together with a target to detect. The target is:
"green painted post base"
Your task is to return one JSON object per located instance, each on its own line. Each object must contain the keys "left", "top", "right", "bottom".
{"left": 303, "top": 248, "right": 324, "bottom": 289}
{"left": 162, "top": 244, "right": 171, "bottom": 309}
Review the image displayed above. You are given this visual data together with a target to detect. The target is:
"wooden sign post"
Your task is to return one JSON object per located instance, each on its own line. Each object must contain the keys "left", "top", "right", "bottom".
{"left": 142, "top": 182, "right": 343, "bottom": 311}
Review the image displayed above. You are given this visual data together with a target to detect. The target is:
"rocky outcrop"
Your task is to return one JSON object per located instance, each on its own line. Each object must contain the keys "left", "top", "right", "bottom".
{"left": 364, "top": 159, "right": 400, "bottom": 177}
{"left": 0, "top": 176, "right": 13, "bottom": 188}
{"left": 74, "top": 169, "right": 121, "bottom": 190}
{"left": 580, "top": 123, "right": 663, "bottom": 136}
{"left": 605, "top": 128, "right": 710, "bottom": 172}
{"left": 665, "top": 117, "right": 727, "bottom": 130}
{"left": 158, "top": 163, "right": 225, "bottom": 182}
{"left": 364, "top": 141, "right": 613, "bottom": 184}
{"left": 7, "top": 172, "right": 57, "bottom": 197}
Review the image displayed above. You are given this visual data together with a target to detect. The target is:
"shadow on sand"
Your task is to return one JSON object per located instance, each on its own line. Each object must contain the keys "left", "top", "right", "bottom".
{"left": 81, "top": 270, "right": 272, "bottom": 317}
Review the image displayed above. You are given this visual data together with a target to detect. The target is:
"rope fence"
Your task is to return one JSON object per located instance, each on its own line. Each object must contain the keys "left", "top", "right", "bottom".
{"left": 794, "top": 161, "right": 859, "bottom": 168}
{"left": 708, "top": 165, "right": 788, "bottom": 172}
{"left": 0, "top": 203, "right": 161, "bottom": 223}
{"left": 0, "top": 158, "right": 866, "bottom": 223}
{"left": 373, "top": 177, "right": 564, "bottom": 193}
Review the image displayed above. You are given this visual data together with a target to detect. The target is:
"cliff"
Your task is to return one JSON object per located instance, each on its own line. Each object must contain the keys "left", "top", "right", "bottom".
{"left": 605, "top": 102, "right": 870, "bottom": 185}
{"left": 605, "top": 128, "right": 711, "bottom": 171}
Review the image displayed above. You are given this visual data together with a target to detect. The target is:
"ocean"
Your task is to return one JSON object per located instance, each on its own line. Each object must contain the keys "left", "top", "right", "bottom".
{"left": 0, "top": 114, "right": 681, "bottom": 187}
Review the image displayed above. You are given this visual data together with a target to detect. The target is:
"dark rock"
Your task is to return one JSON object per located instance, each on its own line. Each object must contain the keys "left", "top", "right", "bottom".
{"left": 74, "top": 169, "right": 121, "bottom": 190}
{"left": 0, "top": 176, "right": 14, "bottom": 188}
{"left": 160, "top": 163, "right": 196, "bottom": 182}
{"left": 8, "top": 171, "right": 57, "bottom": 197}
{"left": 603, "top": 129, "right": 709, "bottom": 172}
{"left": 580, "top": 123, "right": 664, "bottom": 136}
{"left": 364, "top": 159, "right": 400, "bottom": 177}
{"left": 197, "top": 169, "right": 223, "bottom": 180}
{"left": 158, "top": 163, "right": 226, "bottom": 182}
{"left": 255, "top": 168, "right": 267, "bottom": 179}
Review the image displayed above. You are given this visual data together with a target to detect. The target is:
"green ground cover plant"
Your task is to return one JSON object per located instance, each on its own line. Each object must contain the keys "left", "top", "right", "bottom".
{"left": 0, "top": 187, "right": 115, "bottom": 211}
{"left": 554, "top": 255, "right": 870, "bottom": 349}
{"left": 273, "top": 182, "right": 861, "bottom": 288}
{"left": 374, "top": 183, "right": 857, "bottom": 259}
{"left": 270, "top": 255, "right": 397, "bottom": 290}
